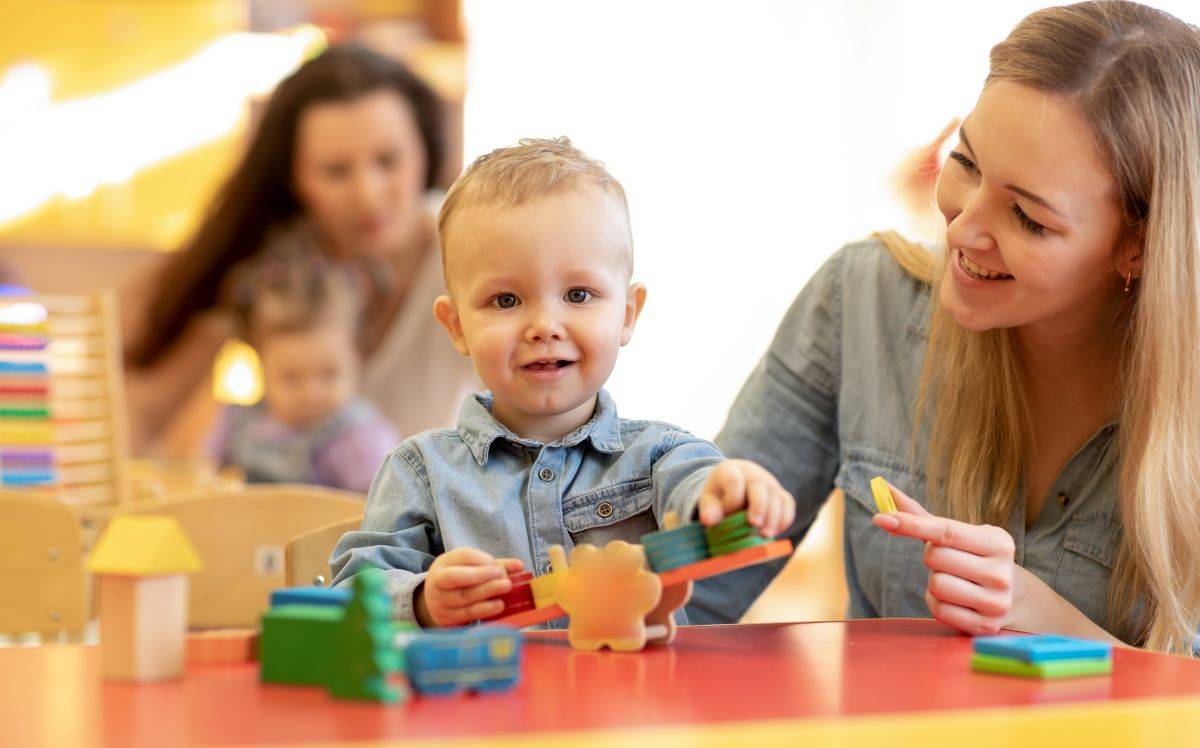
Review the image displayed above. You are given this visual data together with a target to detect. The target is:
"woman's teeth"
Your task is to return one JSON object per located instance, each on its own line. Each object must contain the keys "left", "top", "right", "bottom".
{"left": 959, "top": 252, "right": 1014, "bottom": 281}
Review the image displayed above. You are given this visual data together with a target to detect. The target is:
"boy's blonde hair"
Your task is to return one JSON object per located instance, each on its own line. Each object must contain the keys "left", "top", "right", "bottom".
{"left": 437, "top": 137, "right": 633, "bottom": 276}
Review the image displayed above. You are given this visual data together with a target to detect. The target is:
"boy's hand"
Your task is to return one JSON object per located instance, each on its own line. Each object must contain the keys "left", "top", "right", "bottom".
{"left": 696, "top": 459, "right": 795, "bottom": 538}
{"left": 415, "top": 548, "right": 525, "bottom": 628}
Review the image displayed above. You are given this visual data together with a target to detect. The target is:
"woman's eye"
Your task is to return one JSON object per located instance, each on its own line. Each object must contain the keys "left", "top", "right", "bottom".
{"left": 948, "top": 150, "right": 978, "bottom": 175}
{"left": 1010, "top": 203, "right": 1047, "bottom": 236}
{"left": 494, "top": 293, "right": 518, "bottom": 309}
{"left": 566, "top": 288, "right": 591, "bottom": 304}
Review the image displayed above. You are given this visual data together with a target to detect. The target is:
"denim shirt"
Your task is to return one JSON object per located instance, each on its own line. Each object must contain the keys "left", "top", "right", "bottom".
{"left": 687, "top": 237, "right": 1126, "bottom": 638}
{"left": 330, "top": 389, "right": 723, "bottom": 627}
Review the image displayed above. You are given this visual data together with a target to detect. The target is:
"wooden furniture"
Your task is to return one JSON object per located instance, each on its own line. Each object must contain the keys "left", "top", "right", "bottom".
{"left": 284, "top": 515, "right": 363, "bottom": 588}
{"left": 112, "top": 485, "right": 364, "bottom": 628}
{"left": 4, "top": 619, "right": 1200, "bottom": 747}
{"left": 0, "top": 490, "right": 87, "bottom": 637}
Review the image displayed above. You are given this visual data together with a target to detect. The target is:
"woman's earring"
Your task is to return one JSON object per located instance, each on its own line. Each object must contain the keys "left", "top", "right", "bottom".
{"left": 1124, "top": 271, "right": 1132, "bottom": 293}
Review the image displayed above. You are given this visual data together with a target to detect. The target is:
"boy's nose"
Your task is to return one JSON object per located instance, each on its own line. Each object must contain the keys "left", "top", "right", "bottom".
{"left": 524, "top": 312, "right": 564, "bottom": 343}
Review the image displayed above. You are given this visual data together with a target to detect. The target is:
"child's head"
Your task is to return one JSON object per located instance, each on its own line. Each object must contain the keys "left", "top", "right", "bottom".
{"left": 226, "top": 240, "right": 362, "bottom": 429}
{"left": 433, "top": 137, "right": 646, "bottom": 435}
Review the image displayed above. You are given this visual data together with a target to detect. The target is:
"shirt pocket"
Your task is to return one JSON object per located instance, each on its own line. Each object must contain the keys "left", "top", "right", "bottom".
{"left": 836, "top": 452, "right": 929, "bottom": 618}
{"left": 1055, "top": 510, "right": 1120, "bottom": 627}
{"left": 562, "top": 478, "right": 657, "bottom": 548}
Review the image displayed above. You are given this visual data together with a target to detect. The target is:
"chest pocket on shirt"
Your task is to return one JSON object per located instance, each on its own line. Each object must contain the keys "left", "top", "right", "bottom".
{"left": 837, "top": 453, "right": 929, "bottom": 618}
{"left": 1055, "top": 510, "right": 1120, "bottom": 627}
{"left": 562, "top": 478, "right": 656, "bottom": 548}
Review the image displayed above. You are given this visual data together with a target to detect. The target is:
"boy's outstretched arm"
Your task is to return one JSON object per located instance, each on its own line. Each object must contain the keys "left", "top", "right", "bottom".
{"left": 328, "top": 447, "right": 443, "bottom": 622}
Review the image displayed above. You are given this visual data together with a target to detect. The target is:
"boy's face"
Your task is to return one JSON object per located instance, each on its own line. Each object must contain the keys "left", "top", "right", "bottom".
{"left": 434, "top": 186, "right": 645, "bottom": 435}
{"left": 259, "top": 322, "right": 359, "bottom": 429}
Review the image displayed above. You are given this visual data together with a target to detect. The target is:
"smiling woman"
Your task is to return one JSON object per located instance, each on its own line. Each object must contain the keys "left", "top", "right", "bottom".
{"left": 688, "top": 0, "right": 1200, "bottom": 655}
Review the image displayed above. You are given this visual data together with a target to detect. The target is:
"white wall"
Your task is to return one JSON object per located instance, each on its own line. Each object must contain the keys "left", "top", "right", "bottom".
{"left": 462, "top": 0, "right": 1200, "bottom": 439}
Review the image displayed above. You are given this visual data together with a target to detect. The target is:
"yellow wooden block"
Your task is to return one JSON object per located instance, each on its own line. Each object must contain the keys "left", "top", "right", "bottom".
{"left": 530, "top": 573, "right": 560, "bottom": 609}
{"left": 870, "top": 477, "right": 897, "bottom": 514}
{"left": 88, "top": 515, "right": 203, "bottom": 576}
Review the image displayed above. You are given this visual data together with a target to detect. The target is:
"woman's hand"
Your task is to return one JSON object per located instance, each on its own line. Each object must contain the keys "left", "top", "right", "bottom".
{"left": 872, "top": 483, "right": 1016, "bottom": 635}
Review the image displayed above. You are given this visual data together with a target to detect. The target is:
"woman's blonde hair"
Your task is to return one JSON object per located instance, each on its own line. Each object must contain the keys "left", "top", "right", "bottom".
{"left": 884, "top": 0, "right": 1200, "bottom": 653}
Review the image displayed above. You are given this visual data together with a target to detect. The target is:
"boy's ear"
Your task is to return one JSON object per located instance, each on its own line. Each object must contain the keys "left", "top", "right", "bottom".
{"left": 433, "top": 295, "right": 471, "bottom": 356}
{"left": 620, "top": 283, "right": 648, "bottom": 346}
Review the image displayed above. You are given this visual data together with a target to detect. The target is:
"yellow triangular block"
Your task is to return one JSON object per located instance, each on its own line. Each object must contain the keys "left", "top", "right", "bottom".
{"left": 88, "top": 515, "right": 203, "bottom": 576}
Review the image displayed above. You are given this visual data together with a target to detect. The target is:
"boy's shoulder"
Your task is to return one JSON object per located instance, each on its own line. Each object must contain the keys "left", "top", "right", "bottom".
{"left": 613, "top": 416, "right": 712, "bottom": 451}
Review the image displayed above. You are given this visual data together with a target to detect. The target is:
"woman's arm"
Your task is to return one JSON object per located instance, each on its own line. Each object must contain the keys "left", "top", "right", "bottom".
{"left": 686, "top": 252, "right": 847, "bottom": 624}
{"left": 122, "top": 264, "right": 232, "bottom": 453}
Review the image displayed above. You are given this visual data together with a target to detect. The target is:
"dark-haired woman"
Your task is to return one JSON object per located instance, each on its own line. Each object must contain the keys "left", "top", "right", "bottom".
{"left": 123, "top": 45, "right": 476, "bottom": 455}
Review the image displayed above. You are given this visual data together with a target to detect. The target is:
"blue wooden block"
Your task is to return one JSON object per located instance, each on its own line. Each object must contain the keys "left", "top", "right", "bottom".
{"left": 270, "top": 586, "right": 352, "bottom": 609}
{"left": 406, "top": 626, "right": 522, "bottom": 695}
{"left": 973, "top": 634, "right": 1111, "bottom": 663}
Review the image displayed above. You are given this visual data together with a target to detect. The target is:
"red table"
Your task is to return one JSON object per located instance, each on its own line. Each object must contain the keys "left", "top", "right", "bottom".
{"left": 6, "top": 619, "right": 1200, "bottom": 747}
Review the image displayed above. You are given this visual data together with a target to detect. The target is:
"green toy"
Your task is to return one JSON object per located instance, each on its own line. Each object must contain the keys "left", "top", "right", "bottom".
{"left": 328, "top": 568, "right": 406, "bottom": 702}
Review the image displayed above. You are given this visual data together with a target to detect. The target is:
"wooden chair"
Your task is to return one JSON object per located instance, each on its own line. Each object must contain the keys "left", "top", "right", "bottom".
{"left": 0, "top": 490, "right": 87, "bottom": 637}
{"left": 285, "top": 515, "right": 363, "bottom": 588}
{"left": 0, "top": 291, "right": 131, "bottom": 509}
{"left": 113, "top": 485, "right": 364, "bottom": 628}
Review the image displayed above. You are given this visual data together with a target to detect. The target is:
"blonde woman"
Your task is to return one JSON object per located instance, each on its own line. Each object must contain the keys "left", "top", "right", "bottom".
{"left": 689, "top": 0, "right": 1200, "bottom": 654}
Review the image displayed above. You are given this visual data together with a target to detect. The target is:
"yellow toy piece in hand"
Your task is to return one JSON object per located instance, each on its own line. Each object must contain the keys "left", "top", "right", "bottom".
{"left": 553, "top": 541, "right": 662, "bottom": 652}
{"left": 870, "top": 476, "right": 898, "bottom": 514}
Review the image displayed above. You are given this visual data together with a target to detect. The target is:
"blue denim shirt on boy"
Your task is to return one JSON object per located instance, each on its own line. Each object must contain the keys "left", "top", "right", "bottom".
{"left": 330, "top": 388, "right": 722, "bottom": 626}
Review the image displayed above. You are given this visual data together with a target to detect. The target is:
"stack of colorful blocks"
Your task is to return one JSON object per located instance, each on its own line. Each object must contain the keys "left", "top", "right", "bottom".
{"left": 0, "top": 301, "right": 55, "bottom": 488}
{"left": 971, "top": 634, "right": 1113, "bottom": 678}
{"left": 702, "top": 511, "right": 767, "bottom": 557}
{"left": 482, "top": 570, "right": 535, "bottom": 621}
{"left": 641, "top": 521, "right": 709, "bottom": 572}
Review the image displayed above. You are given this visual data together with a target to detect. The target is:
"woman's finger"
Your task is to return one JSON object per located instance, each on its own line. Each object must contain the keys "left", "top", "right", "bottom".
{"left": 925, "top": 591, "right": 1004, "bottom": 636}
{"left": 874, "top": 512, "right": 1014, "bottom": 558}
{"left": 924, "top": 543, "right": 1013, "bottom": 591}
{"left": 927, "top": 571, "right": 1010, "bottom": 619}
{"left": 886, "top": 482, "right": 932, "bottom": 517}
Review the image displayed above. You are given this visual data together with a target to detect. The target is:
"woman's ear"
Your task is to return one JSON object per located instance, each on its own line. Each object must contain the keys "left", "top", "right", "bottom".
{"left": 1117, "top": 226, "right": 1145, "bottom": 280}
{"left": 433, "top": 295, "right": 471, "bottom": 356}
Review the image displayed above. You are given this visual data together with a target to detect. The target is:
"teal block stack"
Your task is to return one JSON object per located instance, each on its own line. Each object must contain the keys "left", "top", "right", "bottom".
{"left": 641, "top": 522, "right": 709, "bottom": 572}
{"left": 971, "top": 634, "right": 1113, "bottom": 679}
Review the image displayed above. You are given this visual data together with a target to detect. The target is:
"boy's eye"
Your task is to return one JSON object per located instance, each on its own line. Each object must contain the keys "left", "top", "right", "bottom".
{"left": 565, "top": 288, "right": 591, "bottom": 304}
{"left": 494, "top": 293, "right": 518, "bottom": 309}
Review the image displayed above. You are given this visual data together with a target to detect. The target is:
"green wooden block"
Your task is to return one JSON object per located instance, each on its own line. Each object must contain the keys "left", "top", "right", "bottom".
{"left": 260, "top": 604, "right": 345, "bottom": 685}
{"left": 971, "top": 653, "right": 1112, "bottom": 679}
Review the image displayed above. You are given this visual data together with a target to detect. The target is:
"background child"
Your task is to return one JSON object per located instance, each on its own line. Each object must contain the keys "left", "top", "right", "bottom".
{"left": 207, "top": 238, "right": 399, "bottom": 493}
{"left": 330, "top": 137, "right": 794, "bottom": 627}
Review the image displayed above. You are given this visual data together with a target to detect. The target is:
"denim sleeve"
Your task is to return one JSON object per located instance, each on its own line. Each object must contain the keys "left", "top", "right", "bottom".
{"left": 686, "top": 249, "right": 844, "bottom": 624}
{"left": 651, "top": 429, "right": 724, "bottom": 525}
{"left": 328, "top": 445, "right": 441, "bottom": 622}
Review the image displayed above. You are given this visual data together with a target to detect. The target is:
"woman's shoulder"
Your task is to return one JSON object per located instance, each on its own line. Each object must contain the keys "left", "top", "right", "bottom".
{"left": 822, "top": 232, "right": 934, "bottom": 340}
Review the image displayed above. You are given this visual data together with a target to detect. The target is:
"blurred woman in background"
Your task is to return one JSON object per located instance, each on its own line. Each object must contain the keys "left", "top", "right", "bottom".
{"left": 123, "top": 44, "right": 477, "bottom": 457}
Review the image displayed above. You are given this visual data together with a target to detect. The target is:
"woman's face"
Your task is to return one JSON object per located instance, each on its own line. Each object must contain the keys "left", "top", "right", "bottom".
{"left": 936, "top": 81, "right": 1130, "bottom": 337}
{"left": 292, "top": 89, "right": 428, "bottom": 259}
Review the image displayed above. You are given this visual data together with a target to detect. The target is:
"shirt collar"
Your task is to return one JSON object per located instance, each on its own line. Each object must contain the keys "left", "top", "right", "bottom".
{"left": 456, "top": 389, "right": 625, "bottom": 465}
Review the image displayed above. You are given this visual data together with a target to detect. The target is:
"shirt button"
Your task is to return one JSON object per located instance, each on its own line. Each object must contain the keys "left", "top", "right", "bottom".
{"left": 1057, "top": 492, "right": 1070, "bottom": 507}
{"left": 538, "top": 467, "right": 555, "bottom": 482}
{"left": 544, "top": 562, "right": 554, "bottom": 575}
{"left": 596, "top": 501, "right": 614, "bottom": 519}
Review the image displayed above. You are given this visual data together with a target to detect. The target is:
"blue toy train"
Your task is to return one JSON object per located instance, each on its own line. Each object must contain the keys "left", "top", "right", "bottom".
{"left": 404, "top": 626, "right": 522, "bottom": 695}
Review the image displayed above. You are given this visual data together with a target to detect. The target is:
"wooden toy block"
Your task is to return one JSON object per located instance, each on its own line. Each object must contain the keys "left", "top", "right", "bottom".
{"left": 260, "top": 604, "right": 343, "bottom": 685}
{"left": 88, "top": 515, "right": 203, "bottom": 682}
{"left": 406, "top": 626, "right": 522, "bottom": 695}
{"left": 555, "top": 541, "right": 662, "bottom": 652}
{"left": 971, "top": 652, "right": 1112, "bottom": 679}
{"left": 328, "top": 568, "right": 405, "bottom": 702}
{"left": 870, "top": 476, "right": 898, "bottom": 514}
{"left": 270, "top": 586, "right": 351, "bottom": 609}
{"left": 187, "top": 628, "right": 260, "bottom": 664}
{"left": 656, "top": 539, "right": 793, "bottom": 588}
{"left": 973, "top": 634, "right": 1112, "bottom": 663}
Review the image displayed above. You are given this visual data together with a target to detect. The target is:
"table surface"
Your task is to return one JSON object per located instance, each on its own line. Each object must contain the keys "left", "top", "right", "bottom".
{"left": 6, "top": 619, "right": 1200, "bottom": 748}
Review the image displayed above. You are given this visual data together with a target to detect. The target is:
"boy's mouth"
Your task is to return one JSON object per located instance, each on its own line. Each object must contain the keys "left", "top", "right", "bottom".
{"left": 523, "top": 359, "right": 575, "bottom": 371}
